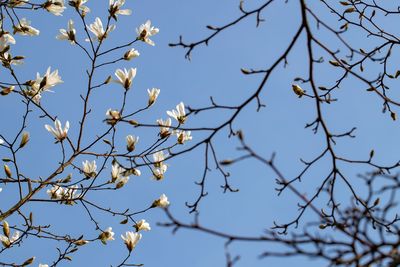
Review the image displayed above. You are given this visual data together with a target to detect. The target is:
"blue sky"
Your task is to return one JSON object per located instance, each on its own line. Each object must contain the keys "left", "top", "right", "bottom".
{"left": 0, "top": 0, "right": 398, "bottom": 266}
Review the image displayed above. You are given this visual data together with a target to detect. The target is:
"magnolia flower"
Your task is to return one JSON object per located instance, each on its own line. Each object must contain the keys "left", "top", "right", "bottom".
{"left": 39, "top": 264, "right": 49, "bottom": 267}
{"left": 99, "top": 227, "right": 115, "bottom": 244}
{"left": 63, "top": 185, "right": 78, "bottom": 202}
{"left": 109, "top": 0, "right": 132, "bottom": 18}
{"left": 111, "top": 163, "right": 122, "bottom": 182}
{"left": 56, "top": 19, "right": 76, "bottom": 44}
{"left": 150, "top": 152, "right": 168, "bottom": 180}
{"left": 157, "top": 118, "right": 171, "bottom": 138}
{"left": 123, "top": 48, "right": 139, "bottom": 60}
{"left": 152, "top": 165, "right": 167, "bottom": 181}
{"left": 13, "top": 18, "right": 40, "bottom": 36}
{"left": 0, "top": 138, "right": 4, "bottom": 145}
{"left": 147, "top": 88, "right": 160, "bottom": 106}
{"left": 153, "top": 194, "right": 170, "bottom": 208}
{"left": 175, "top": 130, "right": 192, "bottom": 144}
{"left": 46, "top": 185, "right": 78, "bottom": 204}
{"left": 114, "top": 68, "right": 136, "bottom": 90}
{"left": 47, "top": 185, "right": 65, "bottom": 200}
{"left": 167, "top": 102, "right": 186, "bottom": 124}
{"left": 68, "top": 0, "right": 90, "bottom": 13}
{"left": 44, "top": 0, "right": 66, "bottom": 16}
{"left": 136, "top": 20, "right": 159, "bottom": 46}
{"left": 115, "top": 175, "right": 129, "bottom": 189}
{"left": 0, "top": 32, "right": 16, "bottom": 51}
{"left": 0, "top": 229, "right": 20, "bottom": 248}
{"left": 32, "top": 67, "right": 63, "bottom": 92}
{"left": 88, "top": 17, "right": 115, "bottom": 41}
{"left": 126, "top": 135, "right": 138, "bottom": 152}
{"left": 105, "top": 109, "right": 121, "bottom": 125}
{"left": 135, "top": 219, "right": 151, "bottom": 232}
{"left": 2, "top": 52, "right": 24, "bottom": 65}
{"left": 45, "top": 119, "right": 69, "bottom": 141}
{"left": 153, "top": 151, "right": 167, "bottom": 167}
{"left": 82, "top": 160, "right": 97, "bottom": 178}
{"left": 121, "top": 231, "right": 141, "bottom": 252}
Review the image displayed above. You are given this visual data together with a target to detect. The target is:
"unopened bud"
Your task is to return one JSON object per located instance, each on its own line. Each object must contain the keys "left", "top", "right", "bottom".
{"left": 128, "top": 120, "right": 139, "bottom": 126}
{"left": 0, "top": 86, "right": 14, "bottom": 96}
{"left": 4, "top": 164, "right": 12, "bottom": 178}
{"left": 19, "top": 132, "right": 30, "bottom": 148}
{"left": 220, "top": 159, "right": 233, "bottom": 165}
{"left": 74, "top": 239, "right": 89, "bottom": 246}
{"left": 3, "top": 221, "right": 10, "bottom": 238}
{"left": 391, "top": 112, "right": 397, "bottom": 121}
{"left": 22, "top": 256, "right": 35, "bottom": 266}
{"left": 292, "top": 84, "right": 305, "bottom": 97}
{"left": 240, "top": 68, "right": 251, "bottom": 74}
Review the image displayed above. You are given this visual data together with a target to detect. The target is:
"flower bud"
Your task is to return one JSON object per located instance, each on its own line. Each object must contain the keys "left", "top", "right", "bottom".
{"left": 22, "top": 257, "right": 35, "bottom": 266}
{"left": 19, "top": 132, "right": 29, "bottom": 148}
{"left": 3, "top": 221, "right": 10, "bottom": 238}
{"left": 4, "top": 164, "right": 12, "bottom": 178}
{"left": 292, "top": 84, "right": 305, "bottom": 97}
{"left": 0, "top": 86, "right": 14, "bottom": 96}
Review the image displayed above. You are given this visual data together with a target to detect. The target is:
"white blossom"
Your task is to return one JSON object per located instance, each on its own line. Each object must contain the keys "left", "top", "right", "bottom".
{"left": 114, "top": 68, "right": 136, "bottom": 90}
{"left": 45, "top": 119, "right": 69, "bottom": 141}
{"left": 13, "top": 18, "right": 40, "bottom": 36}
{"left": 46, "top": 185, "right": 78, "bottom": 204}
{"left": 2, "top": 52, "right": 24, "bottom": 65}
{"left": 0, "top": 138, "right": 4, "bottom": 145}
{"left": 153, "top": 150, "right": 167, "bottom": 166}
{"left": 136, "top": 20, "right": 159, "bottom": 46}
{"left": 147, "top": 88, "right": 160, "bottom": 106}
{"left": 88, "top": 17, "right": 115, "bottom": 41}
{"left": 0, "top": 31, "right": 16, "bottom": 51}
{"left": 135, "top": 219, "right": 151, "bottom": 232}
{"left": 121, "top": 231, "right": 141, "bottom": 252}
{"left": 126, "top": 134, "right": 138, "bottom": 152}
{"left": 167, "top": 102, "right": 186, "bottom": 124}
{"left": 175, "top": 130, "right": 192, "bottom": 144}
{"left": 109, "top": 0, "right": 132, "bottom": 18}
{"left": 39, "top": 264, "right": 49, "bottom": 267}
{"left": 99, "top": 227, "right": 115, "bottom": 244}
{"left": 152, "top": 164, "right": 167, "bottom": 181}
{"left": 68, "top": 0, "right": 90, "bottom": 13}
{"left": 0, "top": 229, "right": 20, "bottom": 248}
{"left": 63, "top": 185, "right": 78, "bottom": 202}
{"left": 111, "top": 163, "right": 122, "bottom": 182}
{"left": 44, "top": 0, "right": 66, "bottom": 16}
{"left": 157, "top": 118, "right": 171, "bottom": 138}
{"left": 105, "top": 109, "right": 121, "bottom": 125}
{"left": 153, "top": 194, "right": 170, "bottom": 208}
{"left": 56, "top": 19, "right": 76, "bottom": 44}
{"left": 123, "top": 48, "right": 139, "bottom": 60}
{"left": 47, "top": 185, "right": 65, "bottom": 200}
{"left": 32, "top": 67, "right": 63, "bottom": 92}
{"left": 82, "top": 160, "right": 97, "bottom": 178}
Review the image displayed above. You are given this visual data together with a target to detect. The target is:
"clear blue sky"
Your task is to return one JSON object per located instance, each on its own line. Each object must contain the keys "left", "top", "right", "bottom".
{"left": 0, "top": 1, "right": 398, "bottom": 266}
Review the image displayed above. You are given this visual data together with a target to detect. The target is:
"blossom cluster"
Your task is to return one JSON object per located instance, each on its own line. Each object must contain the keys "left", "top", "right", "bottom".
{"left": 0, "top": 0, "right": 188, "bottom": 265}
